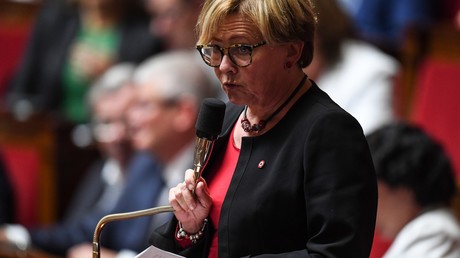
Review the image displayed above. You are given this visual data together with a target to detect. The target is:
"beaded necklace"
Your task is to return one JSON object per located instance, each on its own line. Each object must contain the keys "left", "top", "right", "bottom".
{"left": 241, "top": 75, "right": 307, "bottom": 133}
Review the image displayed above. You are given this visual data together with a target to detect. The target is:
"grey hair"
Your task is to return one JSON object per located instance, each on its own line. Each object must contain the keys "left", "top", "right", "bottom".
{"left": 88, "top": 63, "right": 136, "bottom": 108}
{"left": 133, "top": 50, "right": 218, "bottom": 103}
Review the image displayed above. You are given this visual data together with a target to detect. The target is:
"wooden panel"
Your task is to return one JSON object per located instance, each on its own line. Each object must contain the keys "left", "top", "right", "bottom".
{"left": 0, "top": 0, "right": 41, "bottom": 25}
{"left": 0, "top": 244, "right": 62, "bottom": 258}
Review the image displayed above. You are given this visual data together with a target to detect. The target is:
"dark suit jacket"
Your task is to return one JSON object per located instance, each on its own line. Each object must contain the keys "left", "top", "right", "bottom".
{"left": 29, "top": 152, "right": 164, "bottom": 255}
{"left": 62, "top": 160, "right": 106, "bottom": 222}
{"left": 5, "top": 0, "right": 163, "bottom": 114}
{"left": 151, "top": 82, "right": 378, "bottom": 258}
{"left": 100, "top": 153, "right": 165, "bottom": 253}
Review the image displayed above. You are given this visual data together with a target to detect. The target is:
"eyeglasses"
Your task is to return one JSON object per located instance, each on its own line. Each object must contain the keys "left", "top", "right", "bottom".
{"left": 196, "top": 41, "right": 266, "bottom": 67}
{"left": 92, "top": 120, "right": 127, "bottom": 143}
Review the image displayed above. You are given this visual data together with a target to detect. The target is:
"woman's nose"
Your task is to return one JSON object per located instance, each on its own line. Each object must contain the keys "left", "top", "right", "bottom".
{"left": 219, "top": 55, "right": 237, "bottom": 73}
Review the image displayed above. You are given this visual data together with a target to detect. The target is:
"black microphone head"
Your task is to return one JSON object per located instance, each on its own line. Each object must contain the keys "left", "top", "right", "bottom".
{"left": 196, "top": 98, "right": 226, "bottom": 140}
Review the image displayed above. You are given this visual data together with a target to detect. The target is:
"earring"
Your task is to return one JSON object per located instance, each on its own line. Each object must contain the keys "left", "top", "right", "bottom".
{"left": 285, "top": 61, "right": 292, "bottom": 69}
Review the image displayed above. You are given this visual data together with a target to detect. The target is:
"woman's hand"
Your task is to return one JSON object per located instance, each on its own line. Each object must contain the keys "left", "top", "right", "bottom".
{"left": 170, "top": 169, "right": 212, "bottom": 233}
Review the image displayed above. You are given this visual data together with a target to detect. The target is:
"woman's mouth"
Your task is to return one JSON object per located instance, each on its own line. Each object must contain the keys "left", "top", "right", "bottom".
{"left": 223, "top": 82, "right": 239, "bottom": 89}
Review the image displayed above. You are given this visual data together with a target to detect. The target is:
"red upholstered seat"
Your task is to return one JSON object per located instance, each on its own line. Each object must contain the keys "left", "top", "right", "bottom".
{"left": 1, "top": 146, "right": 39, "bottom": 227}
{"left": 411, "top": 60, "right": 460, "bottom": 178}
{"left": 0, "top": 25, "right": 30, "bottom": 97}
{"left": 0, "top": 112, "right": 56, "bottom": 227}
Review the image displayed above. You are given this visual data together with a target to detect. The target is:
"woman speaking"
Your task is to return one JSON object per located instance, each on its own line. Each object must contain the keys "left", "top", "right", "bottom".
{"left": 150, "top": 0, "right": 378, "bottom": 257}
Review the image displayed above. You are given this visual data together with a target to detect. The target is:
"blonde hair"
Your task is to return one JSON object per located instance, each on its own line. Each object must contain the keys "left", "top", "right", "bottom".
{"left": 196, "top": 0, "right": 317, "bottom": 68}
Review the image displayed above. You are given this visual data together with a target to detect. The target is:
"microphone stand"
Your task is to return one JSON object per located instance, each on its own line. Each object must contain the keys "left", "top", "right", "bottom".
{"left": 92, "top": 205, "right": 174, "bottom": 258}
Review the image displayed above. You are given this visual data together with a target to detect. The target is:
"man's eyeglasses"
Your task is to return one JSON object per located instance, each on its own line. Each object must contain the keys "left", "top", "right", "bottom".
{"left": 196, "top": 42, "right": 266, "bottom": 67}
{"left": 92, "top": 120, "right": 127, "bottom": 143}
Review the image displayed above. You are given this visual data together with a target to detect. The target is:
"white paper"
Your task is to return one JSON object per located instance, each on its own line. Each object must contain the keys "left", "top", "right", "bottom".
{"left": 135, "top": 245, "right": 185, "bottom": 258}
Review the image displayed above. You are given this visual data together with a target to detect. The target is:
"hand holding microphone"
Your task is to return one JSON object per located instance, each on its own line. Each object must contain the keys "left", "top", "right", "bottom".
{"left": 170, "top": 98, "right": 226, "bottom": 234}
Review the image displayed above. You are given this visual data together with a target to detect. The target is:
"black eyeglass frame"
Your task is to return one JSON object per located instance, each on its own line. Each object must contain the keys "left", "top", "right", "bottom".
{"left": 196, "top": 41, "right": 267, "bottom": 67}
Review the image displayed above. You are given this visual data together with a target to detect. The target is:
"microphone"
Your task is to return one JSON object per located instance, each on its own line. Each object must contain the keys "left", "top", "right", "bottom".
{"left": 92, "top": 98, "right": 225, "bottom": 258}
{"left": 193, "top": 98, "right": 226, "bottom": 189}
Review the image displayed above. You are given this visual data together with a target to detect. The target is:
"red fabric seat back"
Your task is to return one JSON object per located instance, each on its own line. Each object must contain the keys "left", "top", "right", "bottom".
{"left": 411, "top": 60, "right": 460, "bottom": 178}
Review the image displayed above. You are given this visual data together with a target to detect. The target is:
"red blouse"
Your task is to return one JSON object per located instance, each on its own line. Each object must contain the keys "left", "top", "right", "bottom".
{"left": 208, "top": 125, "right": 240, "bottom": 258}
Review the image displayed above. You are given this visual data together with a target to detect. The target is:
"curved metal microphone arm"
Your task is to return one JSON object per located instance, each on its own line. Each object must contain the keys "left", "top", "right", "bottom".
{"left": 92, "top": 205, "right": 175, "bottom": 258}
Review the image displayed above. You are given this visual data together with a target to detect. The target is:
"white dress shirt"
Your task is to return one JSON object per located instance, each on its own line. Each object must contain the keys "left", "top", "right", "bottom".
{"left": 317, "top": 39, "right": 399, "bottom": 135}
{"left": 384, "top": 208, "right": 460, "bottom": 258}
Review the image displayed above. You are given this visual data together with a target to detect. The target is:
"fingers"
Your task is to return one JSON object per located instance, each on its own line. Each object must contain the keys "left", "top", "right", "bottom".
{"left": 195, "top": 180, "right": 212, "bottom": 209}
{"left": 178, "top": 181, "right": 197, "bottom": 210}
{"left": 168, "top": 169, "right": 213, "bottom": 233}
{"left": 169, "top": 169, "right": 197, "bottom": 210}
{"left": 184, "top": 169, "right": 196, "bottom": 190}
{"left": 169, "top": 182, "right": 188, "bottom": 213}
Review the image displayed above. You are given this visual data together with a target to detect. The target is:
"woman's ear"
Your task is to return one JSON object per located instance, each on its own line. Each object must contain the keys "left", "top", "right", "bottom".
{"left": 285, "top": 41, "right": 304, "bottom": 68}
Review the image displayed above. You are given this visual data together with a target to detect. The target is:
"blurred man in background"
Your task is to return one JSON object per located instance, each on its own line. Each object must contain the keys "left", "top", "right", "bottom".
{"left": 0, "top": 63, "right": 152, "bottom": 256}
{"left": 67, "top": 50, "right": 219, "bottom": 258}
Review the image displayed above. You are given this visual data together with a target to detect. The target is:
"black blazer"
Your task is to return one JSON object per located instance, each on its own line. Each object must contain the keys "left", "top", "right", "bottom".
{"left": 150, "top": 82, "right": 378, "bottom": 257}
{"left": 5, "top": 0, "right": 163, "bottom": 113}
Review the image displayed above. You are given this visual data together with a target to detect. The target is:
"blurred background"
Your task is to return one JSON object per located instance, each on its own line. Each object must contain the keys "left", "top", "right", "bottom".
{"left": 0, "top": 0, "right": 459, "bottom": 257}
